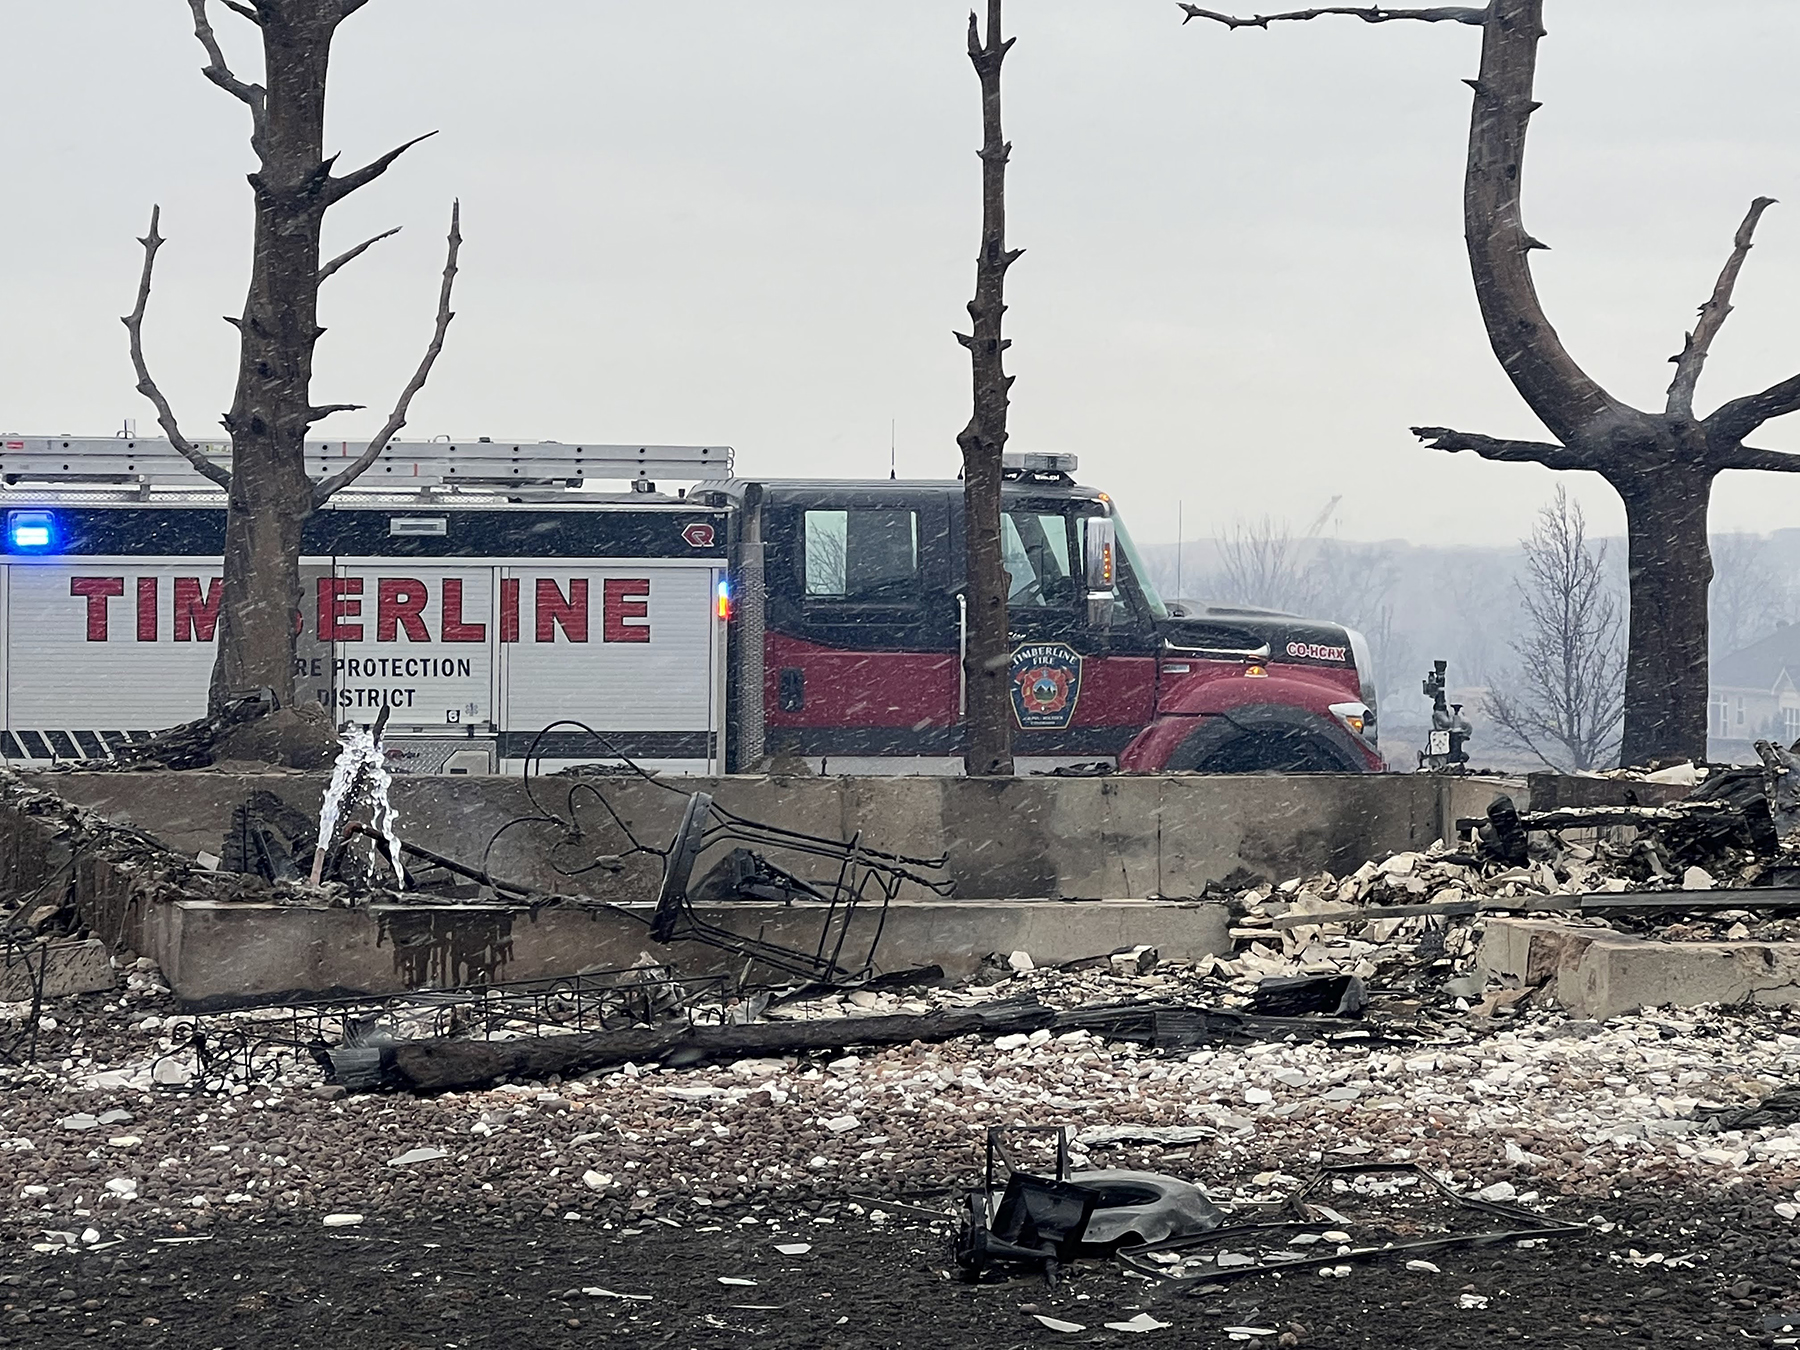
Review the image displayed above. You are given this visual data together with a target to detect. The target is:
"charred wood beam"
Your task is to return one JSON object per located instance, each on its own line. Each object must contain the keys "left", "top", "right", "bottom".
{"left": 121, "top": 207, "right": 232, "bottom": 490}
{"left": 386, "top": 999, "right": 1060, "bottom": 1093}
{"left": 1667, "top": 198, "right": 1776, "bottom": 420}
{"left": 312, "top": 202, "right": 461, "bottom": 504}
{"left": 378, "top": 997, "right": 1378, "bottom": 1093}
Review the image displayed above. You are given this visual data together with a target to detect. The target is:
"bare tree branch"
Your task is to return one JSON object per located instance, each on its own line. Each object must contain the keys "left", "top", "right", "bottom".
{"left": 1411, "top": 426, "right": 1594, "bottom": 472}
{"left": 313, "top": 201, "right": 461, "bottom": 504}
{"left": 323, "top": 131, "right": 438, "bottom": 206}
{"left": 220, "top": 1, "right": 261, "bottom": 22}
{"left": 186, "top": 0, "right": 266, "bottom": 137}
{"left": 120, "top": 207, "right": 232, "bottom": 490}
{"left": 1704, "top": 373, "right": 1800, "bottom": 447}
{"left": 1178, "top": 4, "right": 1487, "bottom": 27}
{"left": 306, "top": 403, "right": 366, "bottom": 424}
{"left": 1666, "top": 197, "right": 1776, "bottom": 419}
{"left": 1461, "top": 1, "right": 1634, "bottom": 447}
{"left": 1714, "top": 444, "right": 1800, "bottom": 474}
{"left": 318, "top": 226, "right": 401, "bottom": 284}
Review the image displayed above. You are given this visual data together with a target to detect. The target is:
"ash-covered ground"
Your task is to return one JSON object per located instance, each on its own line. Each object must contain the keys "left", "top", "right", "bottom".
{"left": 5, "top": 952, "right": 1800, "bottom": 1347}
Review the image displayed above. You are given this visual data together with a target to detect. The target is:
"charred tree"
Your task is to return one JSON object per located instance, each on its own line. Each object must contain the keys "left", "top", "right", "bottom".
{"left": 1182, "top": 0, "right": 1800, "bottom": 766}
{"left": 956, "top": 1, "right": 1023, "bottom": 778}
{"left": 127, "top": 0, "right": 460, "bottom": 716}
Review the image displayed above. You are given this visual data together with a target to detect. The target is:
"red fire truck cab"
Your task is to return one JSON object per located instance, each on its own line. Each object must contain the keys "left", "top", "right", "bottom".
{"left": 709, "top": 452, "right": 1384, "bottom": 775}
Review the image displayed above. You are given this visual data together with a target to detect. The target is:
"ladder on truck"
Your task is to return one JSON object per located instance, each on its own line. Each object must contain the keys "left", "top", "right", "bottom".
{"left": 0, "top": 437, "right": 734, "bottom": 490}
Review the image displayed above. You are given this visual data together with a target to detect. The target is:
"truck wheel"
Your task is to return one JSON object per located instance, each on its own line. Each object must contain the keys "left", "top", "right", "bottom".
{"left": 1191, "top": 729, "right": 1356, "bottom": 774}
{"left": 1166, "top": 710, "right": 1366, "bottom": 774}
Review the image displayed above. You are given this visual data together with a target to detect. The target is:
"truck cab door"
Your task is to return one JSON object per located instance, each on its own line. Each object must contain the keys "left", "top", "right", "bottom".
{"left": 762, "top": 490, "right": 958, "bottom": 766}
{"left": 953, "top": 500, "right": 1158, "bottom": 764}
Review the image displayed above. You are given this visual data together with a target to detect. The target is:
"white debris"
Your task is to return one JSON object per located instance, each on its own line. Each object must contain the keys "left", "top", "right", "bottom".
{"left": 774, "top": 1242, "right": 812, "bottom": 1256}
{"left": 1103, "top": 1313, "right": 1169, "bottom": 1333}
{"left": 1405, "top": 1259, "right": 1441, "bottom": 1273}
{"left": 322, "top": 1213, "right": 363, "bottom": 1227}
{"left": 387, "top": 1147, "right": 449, "bottom": 1167}
{"left": 1033, "top": 1315, "right": 1088, "bottom": 1332}
{"left": 1459, "top": 1293, "right": 1490, "bottom": 1309}
{"left": 1007, "top": 951, "right": 1035, "bottom": 972}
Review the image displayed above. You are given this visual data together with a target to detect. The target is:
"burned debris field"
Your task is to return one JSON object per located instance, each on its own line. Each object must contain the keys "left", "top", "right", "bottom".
{"left": 6, "top": 960, "right": 1800, "bottom": 1348}
{"left": 17, "top": 0, "right": 1800, "bottom": 1345}
{"left": 12, "top": 758, "right": 1800, "bottom": 1346}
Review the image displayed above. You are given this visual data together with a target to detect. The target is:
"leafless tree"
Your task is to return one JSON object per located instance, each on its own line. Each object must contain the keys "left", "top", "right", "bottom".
{"left": 128, "top": 0, "right": 460, "bottom": 714}
{"left": 1182, "top": 0, "right": 1800, "bottom": 766}
{"left": 1208, "top": 504, "right": 1410, "bottom": 696}
{"left": 1484, "top": 487, "right": 1624, "bottom": 772}
{"left": 1710, "top": 533, "right": 1793, "bottom": 660}
{"left": 1213, "top": 514, "right": 1315, "bottom": 615}
{"left": 957, "top": 0, "right": 1022, "bottom": 777}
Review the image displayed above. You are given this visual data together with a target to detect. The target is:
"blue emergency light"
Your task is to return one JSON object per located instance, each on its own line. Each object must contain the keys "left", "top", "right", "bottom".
{"left": 6, "top": 511, "right": 56, "bottom": 553}
{"left": 716, "top": 578, "right": 731, "bottom": 622}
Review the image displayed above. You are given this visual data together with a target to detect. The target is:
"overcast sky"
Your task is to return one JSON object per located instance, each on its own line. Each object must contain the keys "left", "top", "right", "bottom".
{"left": 6, "top": 1, "right": 1800, "bottom": 548}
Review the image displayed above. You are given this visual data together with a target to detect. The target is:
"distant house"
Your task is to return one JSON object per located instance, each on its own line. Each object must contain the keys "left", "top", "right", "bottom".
{"left": 1709, "top": 623, "right": 1800, "bottom": 762}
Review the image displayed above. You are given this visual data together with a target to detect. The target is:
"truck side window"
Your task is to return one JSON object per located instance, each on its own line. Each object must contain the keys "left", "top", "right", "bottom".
{"left": 803, "top": 509, "right": 918, "bottom": 603}
{"left": 1002, "top": 511, "right": 1080, "bottom": 608}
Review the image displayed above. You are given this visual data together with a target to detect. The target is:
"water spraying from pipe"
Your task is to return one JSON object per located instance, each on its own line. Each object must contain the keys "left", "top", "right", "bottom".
{"left": 310, "top": 709, "right": 404, "bottom": 889}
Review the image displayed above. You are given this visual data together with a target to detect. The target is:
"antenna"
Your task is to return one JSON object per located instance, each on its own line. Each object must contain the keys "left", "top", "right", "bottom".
{"left": 889, "top": 419, "right": 896, "bottom": 480}
{"left": 1176, "top": 500, "right": 1183, "bottom": 597}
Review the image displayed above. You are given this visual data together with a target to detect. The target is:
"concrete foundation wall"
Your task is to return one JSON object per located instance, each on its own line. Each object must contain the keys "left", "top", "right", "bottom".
{"left": 151, "top": 897, "right": 1232, "bottom": 1009}
{"left": 46, "top": 770, "right": 1519, "bottom": 903}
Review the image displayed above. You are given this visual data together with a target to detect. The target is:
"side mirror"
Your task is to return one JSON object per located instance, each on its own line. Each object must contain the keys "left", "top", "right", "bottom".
{"left": 1084, "top": 516, "right": 1116, "bottom": 629}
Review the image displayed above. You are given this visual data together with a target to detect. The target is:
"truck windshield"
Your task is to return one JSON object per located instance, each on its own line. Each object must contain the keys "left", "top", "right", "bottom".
{"left": 1109, "top": 508, "right": 1169, "bottom": 621}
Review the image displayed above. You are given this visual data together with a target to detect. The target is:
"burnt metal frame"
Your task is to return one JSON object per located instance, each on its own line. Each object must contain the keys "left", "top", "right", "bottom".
{"left": 1115, "top": 1162, "right": 1586, "bottom": 1284}
{"left": 650, "top": 791, "right": 954, "bottom": 986}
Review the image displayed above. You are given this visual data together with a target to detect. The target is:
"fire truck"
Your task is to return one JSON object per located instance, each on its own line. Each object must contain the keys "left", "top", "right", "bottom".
{"left": 0, "top": 436, "right": 1383, "bottom": 775}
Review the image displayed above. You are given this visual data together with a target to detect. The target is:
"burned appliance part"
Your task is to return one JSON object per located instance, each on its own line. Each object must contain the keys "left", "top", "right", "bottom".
{"left": 955, "top": 1126, "right": 1225, "bottom": 1283}
{"left": 649, "top": 790, "right": 953, "bottom": 986}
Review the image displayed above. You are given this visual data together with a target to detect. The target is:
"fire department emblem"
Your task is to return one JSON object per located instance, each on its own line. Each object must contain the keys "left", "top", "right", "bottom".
{"left": 1009, "top": 642, "right": 1083, "bottom": 730}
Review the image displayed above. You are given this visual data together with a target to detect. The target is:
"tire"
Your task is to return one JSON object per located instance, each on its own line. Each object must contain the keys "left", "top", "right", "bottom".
{"left": 1165, "top": 706, "right": 1366, "bottom": 774}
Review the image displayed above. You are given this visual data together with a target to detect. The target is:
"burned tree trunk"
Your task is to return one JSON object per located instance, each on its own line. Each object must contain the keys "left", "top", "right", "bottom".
{"left": 1183, "top": 0, "right": 1800, "bottom": 766}
{"left": 1618, "top": 466, "right": 1715, "bottom": 760}
{"left": 957, "top": 0, "right": 1023, "bottom": 779}
{"left": 127, "top": 1, "right": 460, "bottom": 717}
